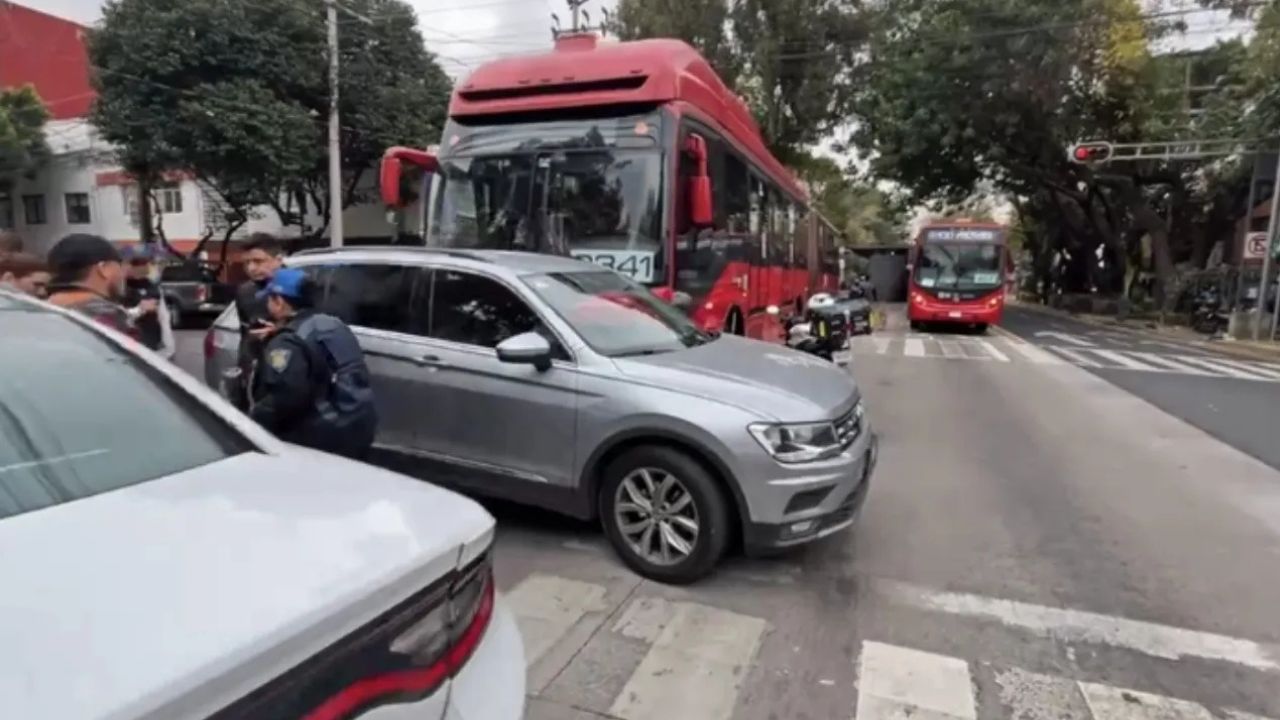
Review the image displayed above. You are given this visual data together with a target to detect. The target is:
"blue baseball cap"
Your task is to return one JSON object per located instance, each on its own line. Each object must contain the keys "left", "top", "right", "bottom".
{"left": 256, "top": 267, "right": 310, "bottom": 302}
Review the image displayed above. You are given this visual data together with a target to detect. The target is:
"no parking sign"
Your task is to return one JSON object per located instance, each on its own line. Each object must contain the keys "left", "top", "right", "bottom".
{"left": 1244, "top": 232, "right": 1273, "bottom": 260}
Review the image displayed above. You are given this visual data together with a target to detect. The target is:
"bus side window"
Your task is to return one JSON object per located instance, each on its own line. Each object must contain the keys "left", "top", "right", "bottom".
{"left": 723, "top": 151, "right": 750, "bottom": 234}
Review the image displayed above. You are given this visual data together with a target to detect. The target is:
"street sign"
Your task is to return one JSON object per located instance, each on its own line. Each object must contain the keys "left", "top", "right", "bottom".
{"left": 1244, "top": 232, "right": 1269, "bottom": 260}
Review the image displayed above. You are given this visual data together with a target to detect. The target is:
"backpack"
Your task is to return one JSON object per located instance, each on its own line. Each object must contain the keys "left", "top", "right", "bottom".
{"left": 293, "top": 313, "right": 377, "bottom": 432}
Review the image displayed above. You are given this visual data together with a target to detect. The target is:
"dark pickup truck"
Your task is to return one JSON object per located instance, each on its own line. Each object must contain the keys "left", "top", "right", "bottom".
{"left": 159, "top": 263, "right": 234, "bottom": 329}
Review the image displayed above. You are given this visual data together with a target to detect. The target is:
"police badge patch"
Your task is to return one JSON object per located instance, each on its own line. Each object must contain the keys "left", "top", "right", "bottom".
{"left": 267, "top": 348, "right": 291, "bottom": 371}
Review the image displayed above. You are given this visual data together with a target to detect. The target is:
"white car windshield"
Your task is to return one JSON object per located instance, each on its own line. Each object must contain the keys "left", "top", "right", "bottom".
{"left": 0, "top": 297, "right": 251, "bottom": 520}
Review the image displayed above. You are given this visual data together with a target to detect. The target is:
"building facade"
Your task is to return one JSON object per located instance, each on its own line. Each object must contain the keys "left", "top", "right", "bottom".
{"left": 0, "top": 2, "right": 418, "bottom": 262}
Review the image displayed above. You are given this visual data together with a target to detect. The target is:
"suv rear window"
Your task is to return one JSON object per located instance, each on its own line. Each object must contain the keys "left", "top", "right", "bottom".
{"left": 0, "top": 305, "right": 252, "bottom": 520}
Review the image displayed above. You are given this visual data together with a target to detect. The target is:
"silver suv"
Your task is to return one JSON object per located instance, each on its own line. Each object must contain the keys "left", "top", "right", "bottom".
{"left": 205, "top": 248, "right": 877, "bottom": 583}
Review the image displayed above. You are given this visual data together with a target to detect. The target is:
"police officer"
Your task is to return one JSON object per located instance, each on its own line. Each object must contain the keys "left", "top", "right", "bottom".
{"left": 121, "top": 245, "right": 176, "bottom": 359}
{"left": 250, "top": 268, "right": 378, "bottom": 460}
{"left": 231, "top": 233, "right": 286, "bottom": 408}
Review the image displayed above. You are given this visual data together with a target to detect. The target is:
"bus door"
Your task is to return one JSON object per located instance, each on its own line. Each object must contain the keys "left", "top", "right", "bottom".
{"left": 747, "top": 177, "right": 771, "bottom": 337}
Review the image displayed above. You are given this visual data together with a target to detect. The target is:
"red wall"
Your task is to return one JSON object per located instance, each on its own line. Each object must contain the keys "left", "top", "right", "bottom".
{"left": 0, "top": 2, "right": 94, "bottom": 119}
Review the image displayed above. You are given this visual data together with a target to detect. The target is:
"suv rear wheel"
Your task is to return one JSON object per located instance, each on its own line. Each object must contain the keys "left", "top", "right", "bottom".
{"left": 599, "top": 445, "right": 731, "bottom": 584}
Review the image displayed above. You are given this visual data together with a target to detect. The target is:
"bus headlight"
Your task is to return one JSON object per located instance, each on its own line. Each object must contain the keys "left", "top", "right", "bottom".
{"left": 749, "top": 422, "right": 841, "bottom": 463}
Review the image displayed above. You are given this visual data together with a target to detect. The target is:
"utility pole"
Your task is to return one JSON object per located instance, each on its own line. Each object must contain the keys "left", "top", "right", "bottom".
{"left": 1254, "top": 152, "right": 1280, "bottom": 340}
{"left": 327, "top": 0, "right": 344, "bottom": 248}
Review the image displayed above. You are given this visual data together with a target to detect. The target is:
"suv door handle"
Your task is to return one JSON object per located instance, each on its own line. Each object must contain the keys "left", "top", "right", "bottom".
{"left": 418, "top": 354, "right": 450, "bottom": 369}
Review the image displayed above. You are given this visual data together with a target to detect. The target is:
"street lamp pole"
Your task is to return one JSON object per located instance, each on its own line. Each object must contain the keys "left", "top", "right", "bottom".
{"left": 327, "top": 0, "right": 344, "bottom": 248}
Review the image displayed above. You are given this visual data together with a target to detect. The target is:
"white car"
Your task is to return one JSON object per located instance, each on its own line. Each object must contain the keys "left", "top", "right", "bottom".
{"left": 0, "top": 289, "right": 525, "bottom": 720}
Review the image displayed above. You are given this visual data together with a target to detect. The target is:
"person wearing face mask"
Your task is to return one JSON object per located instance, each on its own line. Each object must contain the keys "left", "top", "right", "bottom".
{"left": 121, "top": 245, "right": 176, "bottom": 359}
{"left": 45, "top": 234, "right": 137, "bottom": 339}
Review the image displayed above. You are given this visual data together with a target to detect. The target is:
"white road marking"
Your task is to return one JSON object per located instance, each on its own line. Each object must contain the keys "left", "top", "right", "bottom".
{"left": 855, "top": 641, "right": 976, "bottom": 720}
{"left": 1049, "top": 347, "right": 1104, "bottom": 368}
{"left": 1006, "top": 339, "right": 1066, "bottom": 365}
{"left": 939, "top": 340, "right": 966, "bottom": 359}
{"left": 878, "top": 580, "right": 1280, "bottom": 671}
{"left": 1174, "top": 355, "right": 1277, "bottom": 381}
{"left": 1090, "top": 349, "right": 1166, "bottom": 372}
{"left": 506, "top": 574, "right": 609, "bottom": 668}
{"left": 1194, "top": 356, "right": 1280, "bottom": 380}
{"left": 1078, "top": 681, "right": 1215, "bottom": 720}
{"left": 1035, "top": 331, "right": 1096, "bottom": 347}
{"left": 993, "top": 667, "right": 1090, "bottom": 720}
{"left": 609, "top": 601, "right": 767, "bottom": 720}
{"left": 905, "top": 338, "right": 926, "bottom": 357}
{"left": 976, "top": 339, "right": 1010, "bottom": 362}
{"left": 1128, "top": 353, "right": 1218, "bottom": 376}
{"left": 870, "top": 336, "right": 892, "bottom": 355}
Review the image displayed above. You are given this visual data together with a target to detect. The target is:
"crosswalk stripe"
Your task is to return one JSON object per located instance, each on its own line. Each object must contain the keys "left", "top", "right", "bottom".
{"left": 977, "top": 339, "right": 1011, "bottom": 363}
{"left": 904, "top": 338, "right": 926, "bottom": 357}
{"left": 1050, "top": 347, "right": 1103, "bottom": 367}
{"left": 869, "top": 336, "right": 892, "bottom": 355}
{"left": 855, "top": 641, "right": 976, "bottom": 720}
{"left": 939, "top": 340, "right": 966, "bottom": 359}
{"left": 1078, "top": 682, "right": 1215, "bottom": 720}
{"left": 1090, "top": 349, "right": 1166, "bottom": 372}
{"left": 1173, "top": 355, "right": 1276, "bottom": 381}
{"left": 1128, "top": 352, "right": 1218, "bottom": 376}
{"left": 506, "top": 574, "right": 609, "bottom": 673}
{"left": 1194, "top": 356, "right": 1280, "bottom": 380}
{"left": 993, "top": 667, "right": 1090, "bottom": 720}
{"left": 1006, "top": 340, "right": 1066, "bottom": 364}
{"left": 608, "top": 601, "right": 767, "bottom": 720}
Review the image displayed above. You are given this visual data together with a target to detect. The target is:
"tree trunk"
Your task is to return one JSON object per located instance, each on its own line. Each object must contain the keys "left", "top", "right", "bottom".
{"left": 137, "top": 176, "right": 155, "bottom": 246}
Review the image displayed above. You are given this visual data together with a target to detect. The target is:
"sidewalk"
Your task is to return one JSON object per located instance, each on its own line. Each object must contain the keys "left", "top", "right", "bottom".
{"left": 1009, "top": 299, "right": 1280, "bottom": 363}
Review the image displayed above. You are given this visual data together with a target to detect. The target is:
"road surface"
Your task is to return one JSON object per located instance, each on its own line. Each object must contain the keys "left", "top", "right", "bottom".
{"left": 173, "top": 324, "right": 1280, "bottom": 720}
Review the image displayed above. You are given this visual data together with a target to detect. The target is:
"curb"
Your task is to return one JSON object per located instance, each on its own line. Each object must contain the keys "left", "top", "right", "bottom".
{"left": 1005, "top": 302, "right": 1280, "bottom": 363}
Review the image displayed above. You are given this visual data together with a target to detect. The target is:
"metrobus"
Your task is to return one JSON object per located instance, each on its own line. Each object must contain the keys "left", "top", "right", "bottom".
{"left": 379, "top": 33, "right": 840, "bottom": 340}
{"left": 906, "top": 221, "right": 1010, "bottom": 333}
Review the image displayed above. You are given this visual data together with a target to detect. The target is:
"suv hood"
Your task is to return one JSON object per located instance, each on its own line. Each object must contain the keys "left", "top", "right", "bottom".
{"left": 614, "top": 334, "right": 858, "bottom": 421}
{"left": 0, "top": 448, "right": 493, "bottom": 720}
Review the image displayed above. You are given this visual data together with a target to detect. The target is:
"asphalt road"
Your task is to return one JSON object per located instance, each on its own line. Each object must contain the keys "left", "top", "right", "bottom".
{"left": 998, "top": 306, "right": 1280, "bottom": 471}
{"left": 173, "top": 326, "right": 1280, "bottom": 720}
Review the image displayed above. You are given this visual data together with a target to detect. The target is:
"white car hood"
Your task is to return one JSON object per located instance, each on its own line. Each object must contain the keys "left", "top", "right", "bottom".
{"left": 0, "top": 448, "right": 493, "bottom": 720}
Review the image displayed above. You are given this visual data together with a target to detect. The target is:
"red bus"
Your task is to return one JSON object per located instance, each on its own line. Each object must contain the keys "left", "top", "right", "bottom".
{"left": 907, "top": 221, "right": 1009, "bottom": 333}
{"left": 379, "top": 33, "right": 840, "bottom": 340}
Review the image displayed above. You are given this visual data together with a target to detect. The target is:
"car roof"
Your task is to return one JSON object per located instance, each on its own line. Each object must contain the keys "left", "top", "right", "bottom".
{"left": 287, "top": 245, "right": 596, "bottom": 275}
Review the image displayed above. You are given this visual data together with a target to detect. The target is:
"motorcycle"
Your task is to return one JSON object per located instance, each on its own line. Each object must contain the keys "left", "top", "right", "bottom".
{"left": 1190, "top": 287, "right": 1229, "bottom": 336}
{"left": 783, "top": 295, "right": 849, "bottom": 362}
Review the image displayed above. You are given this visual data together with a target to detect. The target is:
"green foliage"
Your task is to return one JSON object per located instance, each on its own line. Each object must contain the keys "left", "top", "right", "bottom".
{"left": 0, "top": 86, "right": 50, "bottom": 190}
{"left": 794, "top": 154, "right": 906, "bottom": 246}
{"left": 89, "top": 0, "right": 450, "bottom": 237}
{"left": 613, "top": 0, "right": 867, "bottom": 163}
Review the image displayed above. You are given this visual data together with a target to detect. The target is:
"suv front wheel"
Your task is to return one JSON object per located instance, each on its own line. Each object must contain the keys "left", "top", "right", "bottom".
{"left": 599, "top": 445, "right": 731, "bottom": 584}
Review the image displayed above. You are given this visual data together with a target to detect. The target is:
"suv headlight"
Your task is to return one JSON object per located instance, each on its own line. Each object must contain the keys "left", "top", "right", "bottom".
{"left": 748, "top": 422, "right": 841, "bottom": 464}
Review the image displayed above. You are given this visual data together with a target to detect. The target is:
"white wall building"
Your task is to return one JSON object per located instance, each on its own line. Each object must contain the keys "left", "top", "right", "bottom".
{"left": 0, "top": 118, "right": 416, "bottom": 260}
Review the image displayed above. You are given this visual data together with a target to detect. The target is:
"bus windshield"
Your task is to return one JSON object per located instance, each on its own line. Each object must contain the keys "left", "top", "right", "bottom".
{"left": 429, "top": 112, "right": 665, "bottom": 284}
{"left": 915, "top": 242, "right": 1004, "bottom": 291}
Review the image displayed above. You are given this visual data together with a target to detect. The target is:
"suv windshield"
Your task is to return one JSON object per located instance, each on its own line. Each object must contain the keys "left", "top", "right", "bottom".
{"left": 524, "top": 270, "right": 710, "bottom": 357}
{"left": 430, "top": 111, "right": 665, "bottom": 284}
{"left": 0, "top": 301, "right": 251, "bottom": 520}
{"left": 915, "top": 242, "right": 1003, "bottom": 292}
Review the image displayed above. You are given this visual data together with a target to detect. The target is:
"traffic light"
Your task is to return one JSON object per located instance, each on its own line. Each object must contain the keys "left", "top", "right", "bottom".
{"left": 1068, "top": 141, "right": 1113, "bottom": 165}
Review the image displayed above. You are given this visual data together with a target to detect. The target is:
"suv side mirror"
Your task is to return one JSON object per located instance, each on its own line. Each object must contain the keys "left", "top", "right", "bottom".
{"left": 381, "top": 146, "right": 440, "bottom": 208}
{"left": 496, "top": 331, "right": 553, "bottom": 372}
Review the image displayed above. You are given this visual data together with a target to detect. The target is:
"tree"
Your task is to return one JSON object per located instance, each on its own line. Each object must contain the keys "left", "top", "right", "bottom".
{"left": 613, "top": 0, "right": 868, "bottom": 164}
{"left": 855, "top": 0, "right": 1196, "bottom": 307}
{"left": 89, "top": 0, "right": 450, "bottom": 254}
{"left": 0, "top": 86, "right": 50, "bottom": 190}
{"left": 794, "top": 154, "right": 905, "bottom": 245}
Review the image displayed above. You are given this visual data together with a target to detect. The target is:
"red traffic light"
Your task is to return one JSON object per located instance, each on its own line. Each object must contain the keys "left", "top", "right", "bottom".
{"left": 1068, "top": 142, "right": 1113, "bottom": 164}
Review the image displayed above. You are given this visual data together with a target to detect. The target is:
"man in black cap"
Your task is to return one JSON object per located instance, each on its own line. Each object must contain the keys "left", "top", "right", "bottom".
{"left": 46, "top": 234, "right": 137, "bottom": 339}
{"left": 250, "top": 268, "right": 377, "bottom": 459}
